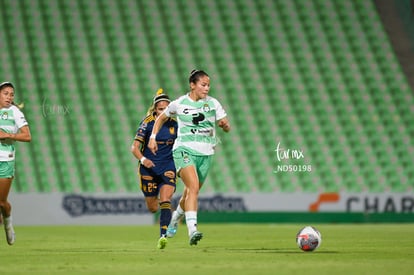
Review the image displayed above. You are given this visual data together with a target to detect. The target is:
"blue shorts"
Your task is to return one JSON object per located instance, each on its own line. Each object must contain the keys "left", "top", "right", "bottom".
{"left": 0, "top": 161, "right": 15, "bottom": 178}
{"left": 138, "top": 161, "right": 176, "bottom": 197}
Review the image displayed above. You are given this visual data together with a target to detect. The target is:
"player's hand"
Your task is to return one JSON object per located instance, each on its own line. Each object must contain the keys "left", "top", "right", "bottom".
{"left": 148, "top": 138, "right": 158, "bottom": 155}
{"left": 0, "top": 130, "right": 11, "bottom": 140}
{"left": 141, "top": 158, "right": 155, "bottom": 168}
{"left": 218, "top": 119, "right": 230, "bottom": 132}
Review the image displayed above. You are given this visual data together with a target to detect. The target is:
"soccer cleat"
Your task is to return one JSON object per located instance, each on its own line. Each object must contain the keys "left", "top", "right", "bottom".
{"left": 189, "top": 231, "right": 203, "bottom": 246}
{"left": 166, "top": 210, "right": 181, "bottom": 238}
{"left": 166, "top": 222, "right": 178, "bottom": 238}
{"left": 4, "top": 223, "right": 15, "bottom": 245}
{"left": 157, "top": 236, "right": 167, "bottom": 249}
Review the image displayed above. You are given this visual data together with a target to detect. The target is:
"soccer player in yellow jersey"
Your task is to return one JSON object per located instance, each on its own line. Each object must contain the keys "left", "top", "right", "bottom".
{"left": 131, "top": 89, "right": 177, "bottom": 249}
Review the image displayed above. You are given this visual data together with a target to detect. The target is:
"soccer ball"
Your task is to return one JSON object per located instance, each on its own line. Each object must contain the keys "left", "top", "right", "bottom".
{"left": 296, "top": 226, "right": 322, "bottom": 252}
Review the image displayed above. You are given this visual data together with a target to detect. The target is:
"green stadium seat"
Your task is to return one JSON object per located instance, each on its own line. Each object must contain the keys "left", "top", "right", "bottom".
{"left": 1, "top": 0, "right": 412, "bottom": 194}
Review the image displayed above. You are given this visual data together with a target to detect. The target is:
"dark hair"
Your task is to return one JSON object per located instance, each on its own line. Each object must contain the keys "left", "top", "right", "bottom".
{"left": 0, "top": 82, "right": 21, "bottom": 108}
{"left": 0, "top": 82, "right": 14, "bottom": 90}
{"left": 189, "top": 70, "right": 209, "bottom": 84}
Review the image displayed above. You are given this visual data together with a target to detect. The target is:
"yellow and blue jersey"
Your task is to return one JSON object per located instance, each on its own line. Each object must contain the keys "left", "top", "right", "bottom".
{"left": 134, "top": 114, "right": 178, "bottom": 175}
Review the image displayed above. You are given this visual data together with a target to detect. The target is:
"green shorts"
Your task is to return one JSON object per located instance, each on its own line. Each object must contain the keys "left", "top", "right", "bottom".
{"left": 0, "top": 161, "right": 15, "bottom": 178}
{"left": 173, "top": 148, "right": 212, "bottom": 184}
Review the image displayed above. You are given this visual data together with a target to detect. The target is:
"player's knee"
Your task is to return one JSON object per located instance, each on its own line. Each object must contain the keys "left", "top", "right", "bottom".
{"left": 187, "top": 186, "right": 200, "bottom": 196}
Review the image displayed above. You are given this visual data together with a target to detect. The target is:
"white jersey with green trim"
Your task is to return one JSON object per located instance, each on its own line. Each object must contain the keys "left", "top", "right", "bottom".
{"left": 164, "top": 94, "right": 227, "bottom": 155}
{"left": 0, "top": 105, "right": 28, "bottom": 161}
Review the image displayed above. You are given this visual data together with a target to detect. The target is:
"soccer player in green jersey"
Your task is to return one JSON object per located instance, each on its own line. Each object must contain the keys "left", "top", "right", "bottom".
{"left": 0, "top": 82, "right": 31, "bottom": 245}
{"left": 148, "top": 70, "right": 231, "bottom": 245}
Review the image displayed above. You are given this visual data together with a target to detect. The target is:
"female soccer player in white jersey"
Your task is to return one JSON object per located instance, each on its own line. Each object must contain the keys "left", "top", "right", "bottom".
{"left": 148, "top": 70, "right": 230, "bottom": 245}
{"left": 0, "top": 82, "right": 31, "bottom": 245}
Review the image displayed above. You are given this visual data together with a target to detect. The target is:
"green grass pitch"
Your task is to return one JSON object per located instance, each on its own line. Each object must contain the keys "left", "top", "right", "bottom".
{"left": 0, "top": 224, "right": 413, "bottom": 274}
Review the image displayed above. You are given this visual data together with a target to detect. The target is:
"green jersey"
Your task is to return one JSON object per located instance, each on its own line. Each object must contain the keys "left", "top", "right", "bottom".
{"left": 164, "top": 94, "right": 227, "bottom": 155}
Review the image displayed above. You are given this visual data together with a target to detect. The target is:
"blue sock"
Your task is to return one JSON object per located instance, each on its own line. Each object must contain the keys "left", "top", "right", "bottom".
{"left": 159, "top": 201, "right": 172, "bottom": 237}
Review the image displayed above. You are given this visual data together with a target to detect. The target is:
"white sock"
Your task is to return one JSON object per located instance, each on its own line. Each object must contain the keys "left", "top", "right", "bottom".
{"left": 171, "top": 205, "right": 185, "bottom": 225}
{"left": 4, "top": 215, "right": 12, "bottom": 228}
{"left": 176, "top": 205, "right": 185, "bottom": 217}
{"left": 185, "top": 211, "right": 198, "bottom": 236}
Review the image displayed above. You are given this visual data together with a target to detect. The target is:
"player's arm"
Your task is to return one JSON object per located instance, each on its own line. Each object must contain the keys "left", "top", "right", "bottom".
{"left": 131, "top": 140, "right": 155, "bottom": 168}
{"left": 0, "top": 125, "right": 32, "bottom": 142}
{"left": 131, "top": 140, "right": 145, "bottom": 161}
{"left": 148, "top": 112, "right": 169, "bottom": 155}
{"left": 215, "top": 98, "right": 230, "bottom": 133}
{"left": 218, "top": 117, "right": 231, "bottom": 132}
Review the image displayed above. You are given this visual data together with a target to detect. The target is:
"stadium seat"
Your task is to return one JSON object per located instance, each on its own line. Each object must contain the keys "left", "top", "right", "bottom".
{"left": 0, "top": 0, "right": 411, "bottom": 194}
